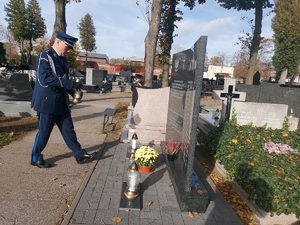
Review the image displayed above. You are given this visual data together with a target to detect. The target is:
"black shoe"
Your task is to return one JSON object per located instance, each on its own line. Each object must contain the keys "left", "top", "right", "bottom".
{"left": 76, "top": 152, "right": 96, "bottom": 164}
{"left": 31, "top": 160, "right": 52, "bottom": 168}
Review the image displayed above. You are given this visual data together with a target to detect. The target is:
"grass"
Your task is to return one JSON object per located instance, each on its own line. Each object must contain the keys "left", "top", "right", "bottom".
{"left": 0, "top": 132, "right": 13, "bottom": 148}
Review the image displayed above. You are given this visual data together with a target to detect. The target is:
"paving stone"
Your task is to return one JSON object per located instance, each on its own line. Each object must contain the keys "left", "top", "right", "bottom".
{"left": 116, "top": 210, "right": 130, "bottom": 225}
{"left": 128, "top": 210, "right": 140, "bottom": 225}
{"left": 140, "top": 218, "right": 162, "bottom": 224}
{"left": 81, "top": 209, "right": 97, "bottom": 224}
{"left": 94, "top": 209, "right": 119, "bottom": 224}
{"left": 70, "top": 210, "right": 83, "bottom": 224}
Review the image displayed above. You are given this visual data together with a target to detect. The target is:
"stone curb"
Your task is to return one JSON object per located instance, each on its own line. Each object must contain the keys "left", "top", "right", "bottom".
{"left": 61, "top": 142, "right": 107, "bottom": 225}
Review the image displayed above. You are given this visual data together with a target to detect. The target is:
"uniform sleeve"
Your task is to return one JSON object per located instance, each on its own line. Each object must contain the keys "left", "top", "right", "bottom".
{"left": 36, "top": 51, "right": 74, "bottom": 90}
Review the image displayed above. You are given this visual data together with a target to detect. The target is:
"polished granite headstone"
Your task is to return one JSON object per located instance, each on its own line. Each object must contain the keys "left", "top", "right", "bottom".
{"left": 165, "top": 36, "right": 210, "bottom": 212}
{"left": 0, "top": 73, "right": 33, "bottom": 101}
{"left": 0, "top": 73, "right": 35, "bottom": 116}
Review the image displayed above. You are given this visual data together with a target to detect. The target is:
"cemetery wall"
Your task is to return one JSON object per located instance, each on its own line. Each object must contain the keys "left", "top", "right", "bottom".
{"left": 236, "top": 83, "right": 300, "bottom": 129}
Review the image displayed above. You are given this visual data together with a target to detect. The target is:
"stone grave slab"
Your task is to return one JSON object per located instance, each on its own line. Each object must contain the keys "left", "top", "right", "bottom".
{"left": 233, "top": 102, "right": 298, "bottom": 130}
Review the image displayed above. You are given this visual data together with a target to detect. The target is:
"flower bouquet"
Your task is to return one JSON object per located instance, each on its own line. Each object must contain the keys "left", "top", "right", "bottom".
{"left": 161, "top": 140, "right": 182, "bottom": 155}
{"left": 135, "top": 146, "right": 159, "bottom": 169}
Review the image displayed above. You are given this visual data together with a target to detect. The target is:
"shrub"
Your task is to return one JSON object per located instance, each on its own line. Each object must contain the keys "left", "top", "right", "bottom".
{"left": 202, "top": 118, "right": 300, "bottom": 218}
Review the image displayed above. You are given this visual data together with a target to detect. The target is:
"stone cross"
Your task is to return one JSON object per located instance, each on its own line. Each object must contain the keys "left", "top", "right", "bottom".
{"left": 220, "top": 85, "right": 240, "bottom": 120}
{"left": 213, "top": 78, "right": 246, "bottom": 120}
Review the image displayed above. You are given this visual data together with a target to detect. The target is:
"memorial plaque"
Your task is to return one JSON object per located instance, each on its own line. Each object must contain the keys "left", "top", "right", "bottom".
{"left": 166, "top": 36, "right": 210, "bottom": 212}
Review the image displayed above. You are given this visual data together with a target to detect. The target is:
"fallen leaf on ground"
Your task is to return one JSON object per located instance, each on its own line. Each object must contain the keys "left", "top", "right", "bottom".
{"left": 188, "top": 211, "right": 194, "bottom": 218}
{"left": 57, "top": 216, "right": 63, "bottom": 224}
{"left": 60, "top": 199, "right": 67, "bottom": 204}
{"left": 112, "top": 217, "right": 121, "bottom": 222}
{"left": 145, "top": 201, "right": 152, "bottom": 207}
{"left": 59, "top": 183, "right": 66, "bottom": 187}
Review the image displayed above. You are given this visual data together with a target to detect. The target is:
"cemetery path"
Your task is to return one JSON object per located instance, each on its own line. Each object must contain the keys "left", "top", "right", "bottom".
{"left": 0, "top": 92, "right": 132, "bottom": 225}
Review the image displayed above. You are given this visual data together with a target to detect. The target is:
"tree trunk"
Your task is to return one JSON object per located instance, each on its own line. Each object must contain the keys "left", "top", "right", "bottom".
{"left": 52, "top": 0, "right": 67, "bottom": 41}
{"left": 245, "top": 0, "right": 263, "bottom": 85}
{"left": 20, "top": 41, "right": 26, "bottom": 66}
{"left": 162, "top": 62, "right": 169, "bottom": 87}
{"left": 144, "top": 0, "right": 163, "bottom": 87}
{"left": 161, "top": 0, "right": 176, "bottom": 88}
{"left": 85, "top": 50, "right": 88, "bottom": 71}
{"left": 28, "top": 38, "right": 33, "bottom": 65}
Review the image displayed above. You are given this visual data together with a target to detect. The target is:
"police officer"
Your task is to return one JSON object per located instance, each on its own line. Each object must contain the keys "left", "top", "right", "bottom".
{"left": 30, "top": 32, "right": 96, "bottom": 168}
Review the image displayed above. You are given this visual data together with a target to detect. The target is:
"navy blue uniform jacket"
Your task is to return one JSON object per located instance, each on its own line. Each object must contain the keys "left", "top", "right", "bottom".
{"left": 31, "top": 47, "right": 74, "bottom": 115}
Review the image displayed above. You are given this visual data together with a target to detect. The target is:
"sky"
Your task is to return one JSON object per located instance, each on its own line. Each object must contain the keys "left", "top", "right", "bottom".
{"left": 0, "top": 0, "right": 275, "bottom": 61}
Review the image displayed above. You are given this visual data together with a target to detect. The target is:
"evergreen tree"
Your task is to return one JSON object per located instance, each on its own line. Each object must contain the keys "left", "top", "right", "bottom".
{"left": 272, "top": 0, "right": 300, "bottom": 81}
{"left": 26, "top": 0, "right": 46, "bottom": 64}
{"left": 4, "top": 0, "right": 28, "bottom": 65}
{"left": 4, "top": 0, "right": 46, "bottom": 65}
{"left": 78, "top": 13, "right": 97, "bottom": 70}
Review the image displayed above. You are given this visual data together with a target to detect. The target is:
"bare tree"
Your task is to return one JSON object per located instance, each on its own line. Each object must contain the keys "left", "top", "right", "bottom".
{"left": 4, "top": 30, "right": 19, "bottom": 64}
{"left": 0, "top": 24, "right": 5, "bottom": 41}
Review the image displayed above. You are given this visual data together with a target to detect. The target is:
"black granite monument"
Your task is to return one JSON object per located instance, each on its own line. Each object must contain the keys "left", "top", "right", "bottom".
{"left": 165, "top": 36, "right": 210, "bottom": 212}
{"left": 0, "top": 73, "right": 33, "bottom": 101}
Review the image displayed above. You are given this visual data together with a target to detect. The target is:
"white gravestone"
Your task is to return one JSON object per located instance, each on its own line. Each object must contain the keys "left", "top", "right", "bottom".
{"left": 234, "top": 102, "right": 298, "bottom": 130}
{"left": 128, "top": 87, "right": 170, "bottom": 145}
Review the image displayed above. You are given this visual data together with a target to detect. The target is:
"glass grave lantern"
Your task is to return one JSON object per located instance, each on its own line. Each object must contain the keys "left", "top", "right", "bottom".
{"left": 124, "top": 161, "right": 140, "bottom": 200}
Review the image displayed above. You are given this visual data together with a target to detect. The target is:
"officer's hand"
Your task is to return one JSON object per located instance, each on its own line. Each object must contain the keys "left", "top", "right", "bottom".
{"left": 73, "top": 79, "right": 83, "bottom": 90}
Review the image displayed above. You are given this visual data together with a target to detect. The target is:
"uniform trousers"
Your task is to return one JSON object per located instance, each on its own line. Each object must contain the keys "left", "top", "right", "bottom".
{"left": 31, "top": 111, "right": 85, "bottom": 162}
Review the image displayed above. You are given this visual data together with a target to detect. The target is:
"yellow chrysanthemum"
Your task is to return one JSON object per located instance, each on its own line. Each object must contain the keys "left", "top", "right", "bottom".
{"left": 135, "top": 146, "right": 159, "bottom": 166}
{"left": 231, "top": 139, "right": 238, "bottom": 144}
